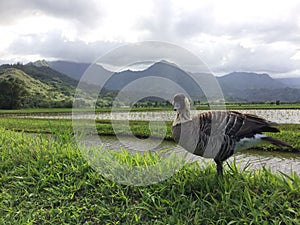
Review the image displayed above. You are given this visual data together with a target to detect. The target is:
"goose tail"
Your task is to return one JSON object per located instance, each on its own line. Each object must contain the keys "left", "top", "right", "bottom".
{"left": 261, "top": 136, "right": 292, "bottom": 148}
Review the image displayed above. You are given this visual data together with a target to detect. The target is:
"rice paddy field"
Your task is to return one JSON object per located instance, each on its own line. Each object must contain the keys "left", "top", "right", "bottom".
{"left": 0, "top": 109, "right": 300, "bottom": 224}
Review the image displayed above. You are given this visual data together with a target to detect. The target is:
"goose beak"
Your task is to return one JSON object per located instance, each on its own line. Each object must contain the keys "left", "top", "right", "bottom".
{"left": 173, "top": 102, "right": 180, "bottom": 111}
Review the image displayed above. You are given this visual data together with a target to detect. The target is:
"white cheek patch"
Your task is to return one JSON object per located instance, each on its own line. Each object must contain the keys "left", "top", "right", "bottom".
{"left": 234, "top": 134, "right": 267, "bottom": 152}
{"left": 184, "top": 97, "right": 190, "bottom": 108}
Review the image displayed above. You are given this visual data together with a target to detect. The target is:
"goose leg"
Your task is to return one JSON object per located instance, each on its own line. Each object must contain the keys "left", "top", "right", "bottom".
{"left": 214, "top": 159, "right": 223, "bottom": 176}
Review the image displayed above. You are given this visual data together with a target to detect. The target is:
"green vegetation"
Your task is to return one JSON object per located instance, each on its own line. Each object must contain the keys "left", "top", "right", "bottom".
{"left": 0, "top": 117, "right": 299, "bottom": 151}
{"left": 0, "top": 65, "right": 74, "bottom": 109}
{"left": 1, "top": 102, "right": 300, "bottom": 115}
{"left": 0, "top": 106, "right": 173, "bottom": 115}
{"left": 1, "top": 60, "right": 299, "bottom": 223}
{"left": 0, "top": 117, "right": 72, "bottom": 133}
{"left": 0, "top": 127, "right": 299, "bottom": 224}
{"left": 0, "top": 75, "right": 28, "bottom": 109}
{"left": 223, "top": 103, "right": 300, "bottom": 110}
{"left": 0, "top": 108, "right": 75, "bottom": 115}
{"left": 1, "top": 61, "right": 300, "bottom": 110}
{"left": 0, "top": 117, "right": 173, "bottom": 140}
{"left": 0, "top": 114, "right": 299, "bottom": 223}
{"left": 258, "top": 124, "right": 300, "bottom": 151}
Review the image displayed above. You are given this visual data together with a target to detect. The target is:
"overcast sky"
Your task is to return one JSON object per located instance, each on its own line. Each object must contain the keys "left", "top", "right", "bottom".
{"left": 1, "top": 0, "right": 300, "bottom": 77}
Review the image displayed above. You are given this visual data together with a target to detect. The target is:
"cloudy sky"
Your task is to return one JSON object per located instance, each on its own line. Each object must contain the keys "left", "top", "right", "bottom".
{"left": 1, "top": 0, "right": 300, "bottom": 77}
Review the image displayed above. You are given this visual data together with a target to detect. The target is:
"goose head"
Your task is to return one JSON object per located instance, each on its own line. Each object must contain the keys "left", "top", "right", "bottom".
{"left": 172, "top": 93, "right": 191, "bottom": 125}
{"left": 173, "top": 93, "right": 190, "bottom": 111}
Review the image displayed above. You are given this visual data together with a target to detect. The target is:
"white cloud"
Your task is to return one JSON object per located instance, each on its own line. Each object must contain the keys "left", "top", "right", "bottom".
{"left": 291, "top": 50, "right": 300, "bottom": 60}
{"left": 6, "top": 31, "right": 122, "bottom": 63}
{"left": 0, "top": 0, "right": 300, "bottom": 77}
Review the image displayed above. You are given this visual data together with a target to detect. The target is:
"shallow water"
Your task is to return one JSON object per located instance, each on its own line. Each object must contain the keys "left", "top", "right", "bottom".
{"left": 30, "top": 109, "right": 300, "bottom": 124}
{"left": 81, "top": 135, "right": 300, "bottom": 176}
{"left": 22, "top": 109, "right": 300, "bottom": 176}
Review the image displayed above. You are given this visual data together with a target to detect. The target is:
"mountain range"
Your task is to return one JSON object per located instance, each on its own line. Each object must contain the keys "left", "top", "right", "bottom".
{"left": 46, "top": 60, "right": 300, "bottom": 102}
{"left": 0, "top": 59, "right": 299, "bottom": 109}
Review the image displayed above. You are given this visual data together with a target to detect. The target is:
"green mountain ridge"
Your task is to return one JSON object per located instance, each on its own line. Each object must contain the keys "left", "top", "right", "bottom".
{"left": 1, "top": 68, "right": 57, "bottom": 94}
{"left": 29, "top": 59, "right": 51, "bottom": 68}
{"left": 0, "top": 64, "right": 75, "bottom": 109}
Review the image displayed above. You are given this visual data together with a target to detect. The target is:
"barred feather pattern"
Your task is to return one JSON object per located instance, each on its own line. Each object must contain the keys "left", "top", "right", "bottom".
{"left": 172, "top": 93, "right": 290, "bottom": 174}
{"left": 172, "top": 110, "right": 281, "bottom": 162}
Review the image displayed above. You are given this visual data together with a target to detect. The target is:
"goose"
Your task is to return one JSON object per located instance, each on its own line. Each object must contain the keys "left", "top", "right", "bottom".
{"left": 172, "top": 93, "right": 291, "bottom": 175}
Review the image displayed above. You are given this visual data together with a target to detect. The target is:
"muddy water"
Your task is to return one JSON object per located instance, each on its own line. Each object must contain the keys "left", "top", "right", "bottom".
{"left": 85, "top": 136, "right": 300, "bottom": 176}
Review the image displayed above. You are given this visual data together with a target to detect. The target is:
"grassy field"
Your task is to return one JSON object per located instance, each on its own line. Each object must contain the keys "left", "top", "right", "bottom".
{"left": 0, "top": 127, "right": 299, "bottom": 224}
{"left": 0, "top": 106, "right": 173, "bottom": 115}
{"left": 0, "top": 117, "right": 299, "bottom": 151}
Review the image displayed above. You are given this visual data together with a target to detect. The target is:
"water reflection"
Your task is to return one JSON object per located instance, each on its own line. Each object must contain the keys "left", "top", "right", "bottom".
{"left": 86, "top": 135, "right": 300, "bottom": 176}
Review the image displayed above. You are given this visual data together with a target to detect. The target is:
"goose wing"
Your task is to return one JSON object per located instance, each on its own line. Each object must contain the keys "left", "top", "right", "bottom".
{"left": 173, "top": 110, "right": 283, "bottom": 160}
{"left": 225, "top": 111, "right": 279, "bottom": 139}
{"left": 196, "top": 110, "right": 279, "bottom": 141}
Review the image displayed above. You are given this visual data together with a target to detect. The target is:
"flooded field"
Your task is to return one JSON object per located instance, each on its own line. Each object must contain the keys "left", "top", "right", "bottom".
{"left": 85, "top": 135, "right": 300, "bottom": 177}
{"left": 29, "top": 109, "right": 300, "bottom": 124}
{"left": 19, "top": 109, "right": 300, "bottom": 176}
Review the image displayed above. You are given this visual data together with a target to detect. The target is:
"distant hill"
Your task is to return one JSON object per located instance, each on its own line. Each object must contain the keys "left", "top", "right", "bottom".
{"left": 0, "top": 63, "right": 79, "bottom": 108}
{"left": 102, "top": 61, "right": 214, "bottom": 100}
{"left": 242, "top": 88, "right": 300, "bottom": 102}
{"left": 0, "top": 62, "right": 117, "bottom": 109}
{"left": 1, "top": 60, "right": 300, "bottom": 109}
{"left": 217, "top": 72, "right": 286, "bottom": 90}
{"left": 47, "top": 60, "right": 211, "bottom": 100}
{"left": 48, "top": 60, "right": 112, "bottom": 82}
{"left": 216, "top": 72, "right": 291, "bottom": 102}
{"left": 102, "top": 62, "right": 299, "bottom": 102}
{"left": 29, "top": 59, "right": 50, "bottom": 67}
{"left": 24, "top": 62, "right": 78, "bottom": 87}
{"left": 277, "top": 77, "right": 300, "bottom": 88}
{"left": 48, "top": 60, "right": 91, "bottom": 80}
{"left": 47, "top": 60, "right": 300, "bottom": 102}
{"left": 0, "top": 67, "right": 72, "bottom": 108}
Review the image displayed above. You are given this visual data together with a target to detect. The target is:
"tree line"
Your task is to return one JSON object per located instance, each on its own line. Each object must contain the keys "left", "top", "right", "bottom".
{"left": 0, "top": 77, "right": 73, "bottom": 109}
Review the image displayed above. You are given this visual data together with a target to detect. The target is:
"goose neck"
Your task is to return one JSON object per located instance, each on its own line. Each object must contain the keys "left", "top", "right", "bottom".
{"left": 173, "top": 109, "right": 192, "bottom": 126}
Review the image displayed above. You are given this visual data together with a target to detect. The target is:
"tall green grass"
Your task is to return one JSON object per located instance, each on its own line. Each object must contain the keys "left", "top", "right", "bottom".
{"left": 0, "top": 106, "right": 173, "bottom": 115}
{"left": 0, "top": 127, "right": 299, "bottom": 224}
{"left": 1, "top": 117, "right": 299, "bottom": 150}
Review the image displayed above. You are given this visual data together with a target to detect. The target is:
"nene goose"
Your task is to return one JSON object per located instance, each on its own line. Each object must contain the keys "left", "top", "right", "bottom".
{"left": 172, "top": 93, "right": 291, "bottom": 175}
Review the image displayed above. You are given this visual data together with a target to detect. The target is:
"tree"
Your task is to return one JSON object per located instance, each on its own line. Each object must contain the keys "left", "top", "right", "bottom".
{"left": 0, "top": 78, "right": 29, "bottom": 109}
